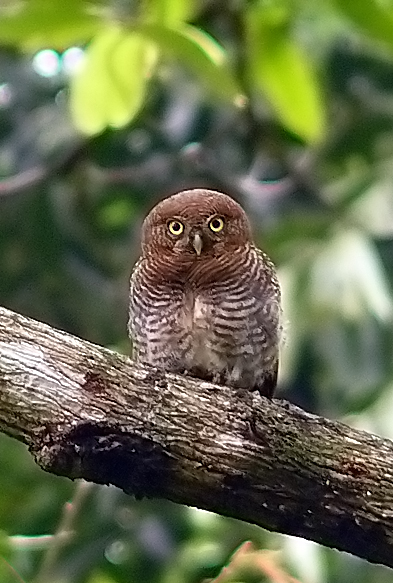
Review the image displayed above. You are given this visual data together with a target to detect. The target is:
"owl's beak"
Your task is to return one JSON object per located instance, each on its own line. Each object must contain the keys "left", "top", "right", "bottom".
{"left": 192, "top": 232, "right": 203, "bottom": 256}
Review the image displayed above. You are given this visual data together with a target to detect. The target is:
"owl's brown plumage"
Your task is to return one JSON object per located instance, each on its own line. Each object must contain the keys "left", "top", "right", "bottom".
{"left": 128, "top": 188, "right": 281, "bottom": 397}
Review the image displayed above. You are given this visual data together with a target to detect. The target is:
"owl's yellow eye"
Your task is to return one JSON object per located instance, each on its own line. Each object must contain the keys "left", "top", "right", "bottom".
{"left": 208, "top": 216, "right": 225, "bottom": 233}
{"left": 168, "top": 220, "right": 184, "bottom": 236}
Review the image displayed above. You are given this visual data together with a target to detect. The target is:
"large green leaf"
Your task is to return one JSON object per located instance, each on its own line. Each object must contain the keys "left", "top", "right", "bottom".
{"left": 0, "top": 0, "right": 102, "bottom": 50}
{"left": 334, "top": 0, "right": 393, "bottom": 49}
{"left": 135, "top": 23, "right": 244, "bottom": 106}
{"left": 70, "top": 26, "right": 157, "bottom": 135}
{"left": 71, "top": 21, "right": 242, "bottom": 134}
{"left": 245, "top": 4, "right": 325, "bottom": 142}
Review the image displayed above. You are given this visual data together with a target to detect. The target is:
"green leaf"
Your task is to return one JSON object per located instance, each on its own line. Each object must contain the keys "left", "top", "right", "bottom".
{"left": 0, "top": 0, "right": 102, "bottom": 50}
{"left": 334, "top": 0, "right": 393, "bottom": 48}
{"left": 70, "top": 26, "right": 157, "bottom": 135}
{"left": 145, "top": 0, "right": 195, "bottom": 26}
{"left": 98, "top": 198, "right": 136, "bottom": 230}
{"left": 87, "top": 571, "right": 118, "bottom": 583}
{"left": 245, "top": 5, "right": 325, "bottom": 142}
{"left": 135, "top": 23, "right": 244, "bottom": 106}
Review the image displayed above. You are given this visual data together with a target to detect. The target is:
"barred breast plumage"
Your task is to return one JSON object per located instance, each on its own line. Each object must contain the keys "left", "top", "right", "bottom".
{"left": 128, "top": 188, "right": 281, "bottom": 397}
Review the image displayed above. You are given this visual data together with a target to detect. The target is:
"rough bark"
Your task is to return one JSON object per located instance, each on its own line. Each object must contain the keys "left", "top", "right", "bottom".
{"left": 0, "top": 306, "right": 392, "bottom": 568}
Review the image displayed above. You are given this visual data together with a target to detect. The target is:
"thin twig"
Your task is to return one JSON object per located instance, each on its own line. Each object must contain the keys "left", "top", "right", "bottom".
{"left": 34, "top": 480, "right": 94, "bottom": 583}
{"left": 209, "top": 541, "right": 302, "bottom": 583}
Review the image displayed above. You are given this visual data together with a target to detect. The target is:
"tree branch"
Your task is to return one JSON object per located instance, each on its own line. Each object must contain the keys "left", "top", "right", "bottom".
{"left": 0, "top": 306, "right": 393, "bottom": 568}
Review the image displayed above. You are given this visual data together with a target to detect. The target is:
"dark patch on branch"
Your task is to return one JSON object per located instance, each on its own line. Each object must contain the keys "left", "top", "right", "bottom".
{"left": 37, "top": 422, "right": 175, "bottom": 499}
{"left": 83, "top": 371, "right": 113, "bottom": 396}
{"left": 222, "top": 472, "right": 252, "bottom": 491}
{"left": 142, "top": 367, "right": 169, "bottom": 389}
{"left": 339, "top": 456, "right": 370, "bottom": 480}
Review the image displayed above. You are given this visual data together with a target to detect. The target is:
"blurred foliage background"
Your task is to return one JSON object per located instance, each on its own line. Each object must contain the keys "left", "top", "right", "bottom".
{"left": 0, "top": 0, "right": 393, "bottom": 582}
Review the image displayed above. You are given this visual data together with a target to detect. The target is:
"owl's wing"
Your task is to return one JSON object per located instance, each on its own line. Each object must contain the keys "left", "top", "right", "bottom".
{"left": 254, "top": 248, "right": 282, "bottom": 336}
{"left": 128, "top": 258, "right": 143, "bottom": 361}
{"left": 253, "top": 248, "right": 282, "bottom": 397}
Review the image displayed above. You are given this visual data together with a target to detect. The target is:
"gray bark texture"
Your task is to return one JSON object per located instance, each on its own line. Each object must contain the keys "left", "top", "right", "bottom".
{"left": 0, "top": 305, "right": 392, "bottom": 567}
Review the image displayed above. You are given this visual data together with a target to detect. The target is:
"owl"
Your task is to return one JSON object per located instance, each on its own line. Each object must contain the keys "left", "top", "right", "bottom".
{"left": 128, "top": 188, "right": 281, "bottom": 397}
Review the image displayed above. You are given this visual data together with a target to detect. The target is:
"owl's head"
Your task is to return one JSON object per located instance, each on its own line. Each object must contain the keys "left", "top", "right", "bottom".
{"left": 141, "top": 189, "right": 252, "bottom": 259}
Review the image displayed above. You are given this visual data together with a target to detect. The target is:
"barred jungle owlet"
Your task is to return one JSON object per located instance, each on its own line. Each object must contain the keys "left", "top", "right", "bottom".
{"left": 128, "top": 189, "right": 281, "bottom": 397}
